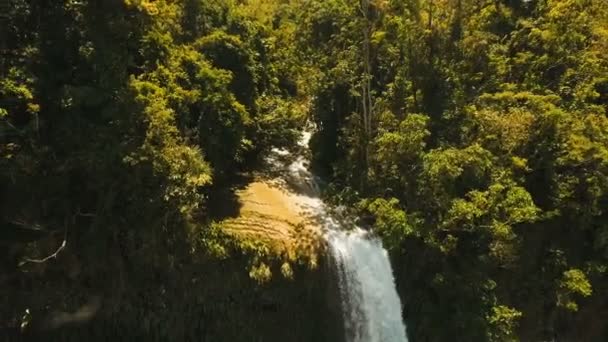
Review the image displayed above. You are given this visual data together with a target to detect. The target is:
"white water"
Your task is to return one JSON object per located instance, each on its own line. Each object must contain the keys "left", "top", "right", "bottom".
{"left": 268, "top": 130, "right": 408, "bottom": 342}
{"left": 327, "top": 227, "right": 409, "bottom": 342}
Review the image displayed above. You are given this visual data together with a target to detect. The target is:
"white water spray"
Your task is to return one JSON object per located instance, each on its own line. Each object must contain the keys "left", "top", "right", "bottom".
{"left": 268, "top": 130, "right": 408, "bottom": 342}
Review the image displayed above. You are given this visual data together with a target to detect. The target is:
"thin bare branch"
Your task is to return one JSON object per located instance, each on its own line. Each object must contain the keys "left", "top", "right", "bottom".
{"left": 18, "top": 226, "right": 68, "bottom": 267}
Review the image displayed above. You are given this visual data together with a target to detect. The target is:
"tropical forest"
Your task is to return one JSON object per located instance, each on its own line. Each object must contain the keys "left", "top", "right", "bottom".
{"left": 1, "top": 0, "right": 607, "bottom": 341}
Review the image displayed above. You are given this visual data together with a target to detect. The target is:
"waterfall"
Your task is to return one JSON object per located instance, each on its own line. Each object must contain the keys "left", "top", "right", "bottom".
{"left": 327, "top": 227, "right": 409, "bottom": 342}
{"left": 269, "top": 130, "right": 409, "bottom": 342}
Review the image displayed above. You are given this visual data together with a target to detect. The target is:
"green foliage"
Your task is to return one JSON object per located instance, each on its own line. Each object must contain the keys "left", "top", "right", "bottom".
{"left": 255, "top": 94, "right": 306, "bottom": 150}
{"left": 300, "top": 0, "right": 608, "bottom": 340}
{"left": 249, "top": 262, "right": 273, "bottom": 283}
{"left": 2, "top": 0, "right": 608, "bottom": 340}
{"left": 359, "top": 197, "right": 414, "bottom": 250}
{"left": 1, "top": 0, "right": 306, "bottom": 333}
{"left": 126, "top": 75, "right": 212, "bottom": 212}
{"left": 370, "top": 113, "right": 429, "bottom": 192}
{"left": 557, "top": 268, "right": 593, "bottom": 311}
{"left": 487, "top": 305, "right": 522, "bottom": 342}
{"left": 195, "top": 30, "right": 259, "bottom": 109}
{"left": 443, "top": 181, "right": 539, "bottom": 262}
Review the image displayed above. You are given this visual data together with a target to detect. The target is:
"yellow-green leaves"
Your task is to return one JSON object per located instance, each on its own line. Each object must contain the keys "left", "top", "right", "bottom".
{"left": 442, "top": 181, "right": 539, "bottom": 262}
{"left": 557, "top": 268, "right": 593, "bottom": 311}
{"left": 0, "top": 68, "right": 38, "bottom": 120}
{"left": 249, "top": 262, "right": 272, "bottom": 283}
{"left": 128, "top": 76, "right": 212, "bottom": 213}
{"left": 419, "top": 144, "right": 494, "bottom": 212}
{"left": 371, "top": 113, "right": 429, "bottom": 188}
{"left": 553, "top": 113, "right": 608, "bottom": 219}
{"left": 359, "top": 197, "right": 414, "bottom": 250}
{"left": 296, "top": 0, "right": 608, "bottom": 340}
{"left": 488, "top": 305, "right": 523, "bottom": 342}
{"left": 195, "top": 31, "right": 259, "bottom": 109}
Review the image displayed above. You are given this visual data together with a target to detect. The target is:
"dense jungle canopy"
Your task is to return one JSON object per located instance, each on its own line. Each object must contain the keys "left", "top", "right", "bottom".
{"left": 1, "top": 0, "right": 608, "bottom": 341}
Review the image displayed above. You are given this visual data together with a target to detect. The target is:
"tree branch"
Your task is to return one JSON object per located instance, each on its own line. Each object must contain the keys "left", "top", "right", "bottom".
{"left": 18, "top": 225, "right": 68, "bottom": 267}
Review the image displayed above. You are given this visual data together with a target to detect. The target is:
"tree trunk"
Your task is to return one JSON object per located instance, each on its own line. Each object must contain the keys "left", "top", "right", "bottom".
{"left": 359, "top": 0, "right": 374, "bottom": 192}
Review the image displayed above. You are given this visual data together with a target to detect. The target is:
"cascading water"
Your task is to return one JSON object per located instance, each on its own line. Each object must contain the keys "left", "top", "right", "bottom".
{"left": 327, "top": 228, "right": 408, "bottom": 342}
{"left": 269, "top": 130, "right": 408, "bottom": 342}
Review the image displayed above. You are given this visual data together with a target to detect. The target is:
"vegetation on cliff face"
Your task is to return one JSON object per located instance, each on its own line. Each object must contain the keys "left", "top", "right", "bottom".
{"left": 1, "top": 0, "right": 608, "bottom": 341}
